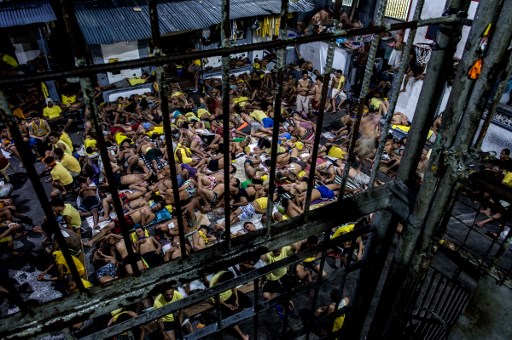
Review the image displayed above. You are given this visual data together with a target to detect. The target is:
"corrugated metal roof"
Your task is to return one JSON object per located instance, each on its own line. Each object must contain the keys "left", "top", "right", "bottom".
{"left": 75, "top": 0, "right": 315, "bottom": 45}
{"left": 0, "top": 0, "right": 56, "bottom": 28}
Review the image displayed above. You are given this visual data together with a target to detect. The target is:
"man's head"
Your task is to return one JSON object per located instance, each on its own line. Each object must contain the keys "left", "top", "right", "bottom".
{"left": 272, "top": 248, "right": 282, "bottom": 256}
{"left": 54, "top": 148, "right": 64, "bottom": 159}
{"left": 244, "top": 222, "right": 256, "bottom": 232}
{"left": 43, "top": 156, "right": 56, "bottom": 168}
{"left": 50, "top": 198, "right": 65, "bottom": 213}
{"left": 48, "top": 132, "right": 60, "bottom": 144}
{"left": 46, "top": 98, "right": 54, "bottom": 108}
{"left": 162, "top": 288, "right": 175, "bottom": 302}
{"left": 302, "top": 70, "right": 309, "bottom": 80}
{"left": 335, "top": 69, "right": 343, "bottom": 76}
{"left": 135, "top": 227, "right": 146, "bottom": 239}
{"left": 501, "top": 149, "right": 510, "bottom": 160}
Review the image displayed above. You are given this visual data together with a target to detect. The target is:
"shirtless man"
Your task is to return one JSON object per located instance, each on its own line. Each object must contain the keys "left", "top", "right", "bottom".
{"left": 311, "top": 76, "right": 323, "bottom": 112}
{"left": 106, "top": 234, "right": 145, "bottom": 275}
{"left": 192, "top": 225, "right": 216, "bottom": 250}
{"left": 134, "top": 227, "right": 163, "bottom": 268}
{"left": 137, "top": 137, "right": 164, "bottom": 174}
{"left": 77, "top": 180, "right": 101, "bottom": 229}
{"left": 296, "top": 70, "right": 312, "bottom": 114}
{"left": 101, "top": 186, "right": 147, "bottom": 221}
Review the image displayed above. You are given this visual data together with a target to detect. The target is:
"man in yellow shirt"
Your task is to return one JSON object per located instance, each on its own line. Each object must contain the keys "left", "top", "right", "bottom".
{"left": 261, "top": 246, "right": 296, "bottom": 300}
{"left": 250, "top": 109, "right": 274, "bottom": 128}
{"left": 43, "top": 99, "right": 73, "bottom": 131}
{"left": 51, "top": 198, "right": 82, "bottom": 232}
{"left": 54, "top": 149, "right": 81, "bottom": 177}
{"left": 153, "top": 286, "right": 184, "bottom": 340}
{"left": 43, "top": 156, "right": 74, "bottom": 197}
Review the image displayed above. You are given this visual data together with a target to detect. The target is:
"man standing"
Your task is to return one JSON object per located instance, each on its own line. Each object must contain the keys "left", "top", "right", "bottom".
{"left": 330, "top": 70, "right": 347, "bottom": 112}
{"left": 296, "top": 70, "right": 312, "bottom": 115}
{"left": 153, "top": 286, "right": 184, "bottom": 340}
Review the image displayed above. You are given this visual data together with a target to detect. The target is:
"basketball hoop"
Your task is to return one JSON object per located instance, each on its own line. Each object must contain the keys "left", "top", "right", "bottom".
{"left": 415, "top": 43, "right": 433, "bottom": 66}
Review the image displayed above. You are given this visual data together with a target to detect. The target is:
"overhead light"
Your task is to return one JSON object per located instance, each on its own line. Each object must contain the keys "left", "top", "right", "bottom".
{"left": 133, "top": 7, "right": 142, "bottom": 12}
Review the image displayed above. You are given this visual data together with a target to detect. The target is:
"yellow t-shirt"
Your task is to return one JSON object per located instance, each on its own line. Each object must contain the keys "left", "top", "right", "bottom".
{"left": 197, "top": 108, "right": 210, "bottom": 119}
{"left": 327, "top": 146, "right": 346, "bottom": 159}
{"left": 43, "top": 105, "right": 62, "bottom": 119}
{"left": 210, "top": 271, "right": 232, "bottom": 302}
{"left": 175, "top": 146, "right": 192, "bottom": 164}
{"left": 61, "top": 94, "right": 77, "bottom": 106}
{"left": 52, "top": 250, "right": 86, "bottom": 277}
{"left": 146, "top": 126, "right": 164, "bottom": 137}
{"left": 250, "top": 110, "right": 267, "bottom": 123}
{"left": 127, "top": 77, "right": 147, "bottom": 86}
{"left": 60, "top": 153, "right": 81, "bottom": 174}
{"left": 60, "top": 132, "right": 73, "bottom": 151}
{"left": 331, "top": 223, "right": 355, "bottom": 239}
{"left": 62, "top": 203, "right": 82, "bottom": 229}
{"left": 153, "top": 291, "right": 183, "bottom": 322}
{"left": 84, "top": 138, "right": 97, "bottom": 149}
{"left": 2, "top": 54, "right": 18, "bottom": 68}
{"left": 55, "top": 140, "right": 72, "bottom": 155}
{"left": 51, "top": 162, "right": 73, "bottom": 186}
{"left": 114, "top": 133, "right": 130, "bottom": 145}
{"left": 255, "top": 197, "right": 268, "bottom": 210}
{"left": 81, "top": 278, "right": 93, "bottom": 289}
{"left": 265, "top": 246, "right": 292, "bottom": 281}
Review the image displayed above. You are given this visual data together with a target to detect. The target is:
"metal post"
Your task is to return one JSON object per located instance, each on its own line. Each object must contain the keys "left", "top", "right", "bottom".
{"left": 80, "top": 78, "right": 141, "bottom": 275}
{"left": 0, "top": 93, "right": 87, "bottom": 293}
{"left": 397, "top": 0, "right": 470, "bottom": 186}
{"left": 369, "top": 0, "right": 426, "bottom": 187}
{"left": 265, "top": 0, "right": 289, "bottom": 233}
{"left": 156, "top": 70, "right": 189, "bottom": 260}
{"left": 474, "top": 52, "right": 512, "bottom": 149}
{"left": 148, "top": 0, "right": 161, "bottom": 55}
{"left": 221, "top": 0, "right": 231, "bottom": 242}
{"left": 253, "top": 278, "right": 259, "bottom": 339}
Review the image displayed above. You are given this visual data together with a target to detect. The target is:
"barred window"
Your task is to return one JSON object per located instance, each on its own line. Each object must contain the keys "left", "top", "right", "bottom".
{"left": 385, "top": 0, "right": 412, "bottom": 21}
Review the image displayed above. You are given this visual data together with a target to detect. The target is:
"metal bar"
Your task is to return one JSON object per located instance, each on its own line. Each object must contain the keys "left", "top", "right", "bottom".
{"left": 0, "top": 16, "right": 468, "bottom": 87}
{"left": 303, "top": 40, "right": 336, "bottom": 217}
{"left": 148, "top": 0, "right": 161, "bottom": 54}
{"left": 156, "top": 69, "right": 188, "bottom": 260}
{"left": 215, "top": 293, "right": 222, "bottom": 330}
{"left": 60, "top": 0, "right": 141, "bottom": 275}
{"left": 80, "top": 228, "right": 370, "bottom": 340}
{"left": 397, "top": 2, "right": 470, "bottom": 186}
{"left": 221, "top": 0, "right": 231, "bottom": 243}
{"left": 369, "top": 0, "right": 426, "bottom": 187}
{"left": 80, "top": 77, "right": 140, "bottom": 275}
{"left": 0, "top": 93, "right": 87, "bottom": 294}
{"left": 0, "top": 184, "right": 387, "bottom": 339}
{"left": 265, "top": 0, "right": 289, "bottom": 232}
{"left": 252, "top": 278, "right": 259, "bottom": 340}
{"left": 474, "top": 53, "right": 512, "bottom": 149}
{"left": 337, "top": 0, "right": 389, "bottom": 200}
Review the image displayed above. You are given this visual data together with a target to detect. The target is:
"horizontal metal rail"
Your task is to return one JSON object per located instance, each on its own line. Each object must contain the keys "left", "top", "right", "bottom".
{"left": 0, "top": 182, "right": 400, "bottom": 339}
{"left": 83, "top": 225, "right": 371, "bottom": 340}
{"left": 0, "top": 16, "right": 468, "bottom": 87}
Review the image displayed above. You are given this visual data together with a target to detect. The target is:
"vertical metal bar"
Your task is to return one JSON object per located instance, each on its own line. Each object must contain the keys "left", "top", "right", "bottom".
{"left": 396, "top": 1, "right": 471, "bottom": 186}
{"left": 337, "top": 0, "right": 389, "bottom": 200}
{"left": 157, "top": 70, "right": 188, "bottom": 260}
{"left": 215, "top": 293, "right": 222, "bottom": 330}
{"left": 221, "top": 0, "right": 231, "bottom": 242}
{"left": 303, "top": 41, "right": 336, "bottom": 217}
{"left": 266, "top": 0, "right": 289, "bottom": 232}
{"left": 80, "top": 78, "right": 140, "bottom": 275}
{"left": 60, "top": 0, "right": 138, "bottom": 274}
{"left": 0, "top": 93, "right": 87, "bottom": 293}
{"left": 369, "top": 0, "right": 426, "bottom": 187}
{"left": 253, "top": 278, "right": 259, "bottom": 340}
{"left": 334, "top": 0, "right": 343, "bottom": 23}
{"left": 281, "top": 265, "right": 292, "bottom": 336}
{"left": 474, "top": 53, "right": 512, "bottom": 149}
{"left": 148, "top": 0, "right": 161, "bottom": 54}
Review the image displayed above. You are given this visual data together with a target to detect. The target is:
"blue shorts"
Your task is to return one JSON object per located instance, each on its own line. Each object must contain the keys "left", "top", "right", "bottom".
{"left": 262, "top": 117, "right": 274, "bottom": 128}
{"left": 317, "top": 185, "right": 334, "bottom": 200}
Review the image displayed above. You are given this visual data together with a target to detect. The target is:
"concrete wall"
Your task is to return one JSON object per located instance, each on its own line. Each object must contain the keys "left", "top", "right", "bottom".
{"left": 9, "top": 27, "right": 40, "bottom": 65}
{"left": 448, "top": 275, "right": 512, "bottom": 340}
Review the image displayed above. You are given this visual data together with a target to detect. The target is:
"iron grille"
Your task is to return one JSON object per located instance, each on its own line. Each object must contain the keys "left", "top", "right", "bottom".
{"left": 0, "top": 0, "right": 510, "bottom": 339}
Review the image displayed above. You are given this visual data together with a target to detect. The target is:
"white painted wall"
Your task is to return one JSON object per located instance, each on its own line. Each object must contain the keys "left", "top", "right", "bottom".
{"left": 298, "top": 42, "right": 351, "bottom": 74}
{"left": 100, "top": 41, "right": 143, "bottom": 84}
